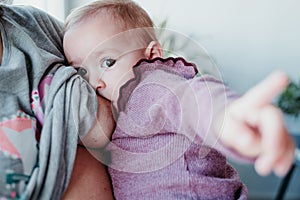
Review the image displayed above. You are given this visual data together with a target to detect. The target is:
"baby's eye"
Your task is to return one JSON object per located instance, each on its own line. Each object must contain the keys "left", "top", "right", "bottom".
{"left": 101, "top": 58, "right": 116, "bottom": 68}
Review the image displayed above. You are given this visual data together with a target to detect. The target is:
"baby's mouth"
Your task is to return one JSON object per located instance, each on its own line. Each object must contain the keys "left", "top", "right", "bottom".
{"left": 96, "top": 89, "right": 113, "bottom": 104}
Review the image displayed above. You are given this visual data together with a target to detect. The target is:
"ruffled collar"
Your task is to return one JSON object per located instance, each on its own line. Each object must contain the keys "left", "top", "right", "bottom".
{"left": 117, "top": 57, "right": 198, "bottom": 112}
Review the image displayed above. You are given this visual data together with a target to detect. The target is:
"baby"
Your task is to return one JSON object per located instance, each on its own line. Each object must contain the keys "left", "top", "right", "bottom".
{"left": 63, "top": 0, "right": 295, "bottom": 199}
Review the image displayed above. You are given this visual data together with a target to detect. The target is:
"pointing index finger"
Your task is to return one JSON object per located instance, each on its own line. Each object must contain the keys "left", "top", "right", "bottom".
{"left": 242, "top": 71, "right": 289, "bottom": 108}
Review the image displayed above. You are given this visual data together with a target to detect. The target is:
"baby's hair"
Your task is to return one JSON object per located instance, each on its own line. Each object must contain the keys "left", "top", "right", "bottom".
{"left": 64, "top": 0, "right": 157, "bottom": 43}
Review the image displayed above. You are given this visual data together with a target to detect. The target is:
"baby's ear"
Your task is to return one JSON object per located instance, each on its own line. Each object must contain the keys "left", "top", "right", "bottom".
{"left": 144, "top": 41, "right": 162, "bottom": 59}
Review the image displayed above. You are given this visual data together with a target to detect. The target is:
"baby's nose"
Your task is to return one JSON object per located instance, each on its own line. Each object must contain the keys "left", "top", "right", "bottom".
{"left": 95, "top": 80, "right": 106, "bottom": 97}
{"left": 97, "top": 79, "right": 106, "bottom": 90}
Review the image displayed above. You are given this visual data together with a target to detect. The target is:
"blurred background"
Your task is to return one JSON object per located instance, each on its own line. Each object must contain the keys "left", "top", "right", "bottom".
{"left": 11, "top": 0, "right": 300, "bottom": 199}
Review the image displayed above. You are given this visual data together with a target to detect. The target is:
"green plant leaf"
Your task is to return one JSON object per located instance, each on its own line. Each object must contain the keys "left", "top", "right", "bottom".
{"left": 277, "top": 80, "right": 300, "bottom": 117}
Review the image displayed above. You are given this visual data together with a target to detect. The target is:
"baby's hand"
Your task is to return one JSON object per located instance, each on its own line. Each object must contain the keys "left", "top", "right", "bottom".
{"left": 220, "top": 72, "right": 295, "bottom": 177}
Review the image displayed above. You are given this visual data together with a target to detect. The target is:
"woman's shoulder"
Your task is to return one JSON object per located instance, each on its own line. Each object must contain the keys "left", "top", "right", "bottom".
{"left": 1, "top": 4, "right": 64, "bottom": 59}
{"left": 1, "top": 4, "right": 63, "bottom": 30}
{"left": 1, "top": 4, "right": 41, "bottom": 19}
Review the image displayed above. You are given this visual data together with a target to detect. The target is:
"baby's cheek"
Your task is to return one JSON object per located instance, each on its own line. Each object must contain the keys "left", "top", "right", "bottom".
{"left": 111, "top": 85, "right": 121, "bottom": 104}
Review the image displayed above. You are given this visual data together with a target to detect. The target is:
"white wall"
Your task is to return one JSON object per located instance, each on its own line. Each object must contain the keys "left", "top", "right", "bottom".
{"left": 134, "top": 0, "right": 300, "bottom": 93}
{"left": 65, "top": 0, "right": 93, "bottom": 16}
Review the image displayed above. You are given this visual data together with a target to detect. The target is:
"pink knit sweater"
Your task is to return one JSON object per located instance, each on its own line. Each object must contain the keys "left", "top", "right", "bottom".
{"left": 107, "top": 57, "right": 249, "bottom": 200}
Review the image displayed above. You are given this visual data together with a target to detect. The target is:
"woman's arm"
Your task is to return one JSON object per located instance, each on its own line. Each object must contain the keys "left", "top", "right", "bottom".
{"left": 62, "top": 146, "right": 114, "bottom": 200}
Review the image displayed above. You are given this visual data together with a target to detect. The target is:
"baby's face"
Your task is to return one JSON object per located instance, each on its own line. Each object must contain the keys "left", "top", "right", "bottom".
{"left": 63, "top": 15, "right": 146, "bottom": 108}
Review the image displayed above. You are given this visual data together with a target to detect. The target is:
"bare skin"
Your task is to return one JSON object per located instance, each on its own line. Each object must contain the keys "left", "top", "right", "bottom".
{"left": 62, "top": 146, "right": 114, "bottom": 200}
